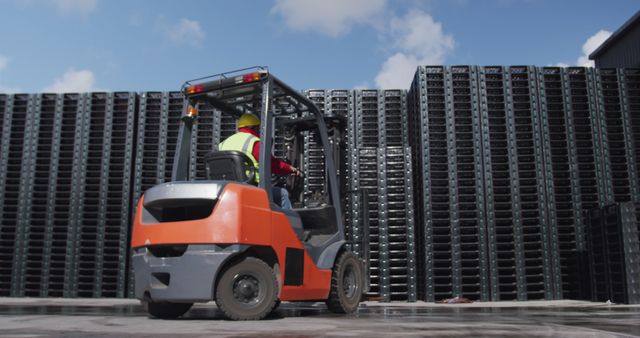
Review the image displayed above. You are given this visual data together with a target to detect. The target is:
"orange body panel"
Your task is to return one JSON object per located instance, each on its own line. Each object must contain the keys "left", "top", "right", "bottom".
{"left": 131, "top": 183, "right": 273, "bottom": 247}
{"left": 131, "top": 182, "right": 332, "bottom": 301}
{"left": 270, "top": 211, "right": 332, "bottom": 300}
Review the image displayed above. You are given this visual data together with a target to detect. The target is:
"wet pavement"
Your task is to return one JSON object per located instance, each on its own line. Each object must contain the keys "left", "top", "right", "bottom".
{"left": 0, "top": 298, "right": 639, "bottom": 337}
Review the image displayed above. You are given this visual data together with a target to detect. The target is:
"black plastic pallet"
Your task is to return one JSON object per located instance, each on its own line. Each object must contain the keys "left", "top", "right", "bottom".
{"left": 302, "top": 90, "right": 327, "bottom": 205}
{"left": 377, "top": 147, "right": 417, "bottom": 301}
{"left": 536, "top": 67, "right": 604, "bottom": 300}
{"left": 595, "top": 69, "right": 639, "bottom": 204}
{"left": 350, "top": 147, "right": 382, "bottom": 296}
{"left": 478, "top": 66, "right": 558, "bottom": 301}
{"left": 14, "top": 94, "right": 84, "bottom": 297}
{"left": 586, "top": 202, "right": 640, "bottom": 304}
{"left": 0, "top": 94, "right": 36, "bottom": 296}
{"left": 354, "top": 90, "right": 408, "bottom": 148}
{"left": 301, "top": 89, "right": 349, "bottom": 209}
{"left": 620, "top": 68, "right": 640, "bottom": 243}
{"left": 190, "top": 102, "right": 221, "bottom": 180}
{"left": 70, "top": 92, "right": 135, "bottom": 298}
{"left": 408, "top": 66, "right": 491, "bottom": 302}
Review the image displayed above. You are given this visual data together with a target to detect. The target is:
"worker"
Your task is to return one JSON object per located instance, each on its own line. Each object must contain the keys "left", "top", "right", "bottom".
{"left": 218, "top": 113, "right": 302, "bottom": 209}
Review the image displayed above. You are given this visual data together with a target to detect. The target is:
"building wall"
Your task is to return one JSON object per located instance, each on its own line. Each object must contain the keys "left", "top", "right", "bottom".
{"left": 594, "top": 22, "right": 640, "bottom": 68}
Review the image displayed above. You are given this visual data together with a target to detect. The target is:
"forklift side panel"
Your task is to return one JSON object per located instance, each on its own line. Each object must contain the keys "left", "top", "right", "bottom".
{"left": 271, "top": 211, "right": 332, "bottom": 300}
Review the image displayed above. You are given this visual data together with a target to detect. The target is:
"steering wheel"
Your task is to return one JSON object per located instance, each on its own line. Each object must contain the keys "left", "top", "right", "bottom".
{"left": 271, "top": 172, "right": 304, "bottom": 205}
{"left": 288, "top": 172, "right": 304, "bottom": 199}
{"left": 271, "top": 174, "right": 288, "bottom": 188}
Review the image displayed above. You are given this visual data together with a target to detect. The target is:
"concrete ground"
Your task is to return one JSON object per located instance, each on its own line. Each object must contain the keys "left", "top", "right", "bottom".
{"left": 0, "top": 298, "right": 639, "bottom": 337}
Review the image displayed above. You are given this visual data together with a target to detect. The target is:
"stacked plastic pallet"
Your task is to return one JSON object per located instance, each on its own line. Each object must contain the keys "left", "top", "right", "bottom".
{"left": 377, "top": 147, "right": 417, "bottom": 301}
{"left": 326, "top": 90, "right": 350, "bottom": 207}
{"left": 620, "top": 69, "right": 640, "bottom": 242}
{"left": 301, "top": 89, "right": 351, "bottom": 207}
{"left": 408, "top": 66, "right": 447, "bottom": 302}
{"left": 190, "top": 103, "right": 221, "bottom": 180}
{"left": 594, "top": 70, "right": 640, "bottom": 300}
{"left": 350, "top": 91, "right": 378, "bottom": 296}
{"left": 13, "top": 94, "right": 52, "bottom": 298}
{"left": 14, "top": 94, "right": 85, "bottom": 297}
{"left": 273, "top": 113, "right": 294, "bottom": 160}
{"left": 132, "top": 91, "right": 169, "bottom": 210}
{"left": 538, "top": 67, "right": 604, "bottom": 299}
{"left": 483, "top": 66, "right": 558, "bottom": 300}
{"left": 448, "top": 66, "right": 491, "bottom": 301}
{"left": 585, "top": 202, "right": 640, "bottom": 304}
{"left": 0, "top": 94, "right": 35, "bottom": 296}
{"left": 71, "top": 92, "right": 135, "bottom": 298}
{"left": 379, "top": 90, "right": 408, "bottom": 147}
{"left": 0, "top": 93, "right": 9, "bottom": 296}
{"left": 163, "top": 92, "right": 185, "bottom": 181}
{"left": 596, "top": 69, "right": 640, "bottom": 203}
{"left": 537, "top": 68, "right": 571, "bottom": 295}
{"left": 219, "top": 111, "right": 236, "bottom": 141}
{"left": 302, "top": 90, "right": 327, "bottom": 205}
{"left": 351, "top": 147, "right": 381, "bottom": 296}
{"left": 408, "top": 66, "right": 490, "bottom": 302}
{"left": 354, "top": 90, "right": 379, "bottom": 146}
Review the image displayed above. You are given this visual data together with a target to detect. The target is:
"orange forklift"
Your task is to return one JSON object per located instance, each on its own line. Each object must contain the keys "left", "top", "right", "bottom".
{"left": 131, "top": 67, "right": 369, "bottom": 320}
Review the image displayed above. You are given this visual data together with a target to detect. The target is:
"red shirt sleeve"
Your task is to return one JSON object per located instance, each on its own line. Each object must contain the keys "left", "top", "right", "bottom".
{"left": 252, "top": 141, "right": 295, "bottom": 176}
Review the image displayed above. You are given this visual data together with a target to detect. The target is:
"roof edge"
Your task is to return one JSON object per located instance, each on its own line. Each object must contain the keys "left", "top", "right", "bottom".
{"left": 589, "top": 9, "right": 640, "bottom": 60}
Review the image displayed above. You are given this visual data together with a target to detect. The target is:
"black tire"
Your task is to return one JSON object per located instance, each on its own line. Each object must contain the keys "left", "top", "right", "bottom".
{"left": 144, "top": 301, "right": 193, "bottom": 319}
{"left": 271, "top": 299, "right": 281, "bottom": 313}
{"left": 326, "top": 251, "right": 364, "bottom": 314}
{"left": 215, "top": 256, "right": 279, "bottom": 320}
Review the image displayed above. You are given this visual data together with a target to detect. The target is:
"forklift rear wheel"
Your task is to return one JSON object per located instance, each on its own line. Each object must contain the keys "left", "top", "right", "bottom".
{"left": 144, "top": 301, "right": 193, "bottom": 319}
{"left": 326, "top": 251, "right": 363, "bottom": 314}
{"left": 215, "top": 256, "right": 279, "bottom": 320}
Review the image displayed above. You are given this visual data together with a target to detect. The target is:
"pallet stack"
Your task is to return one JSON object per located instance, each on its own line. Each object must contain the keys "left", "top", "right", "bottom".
{"left": 0, "top": 94, "right": 36, "bottom": 296}
{"left": 596, "top": 69, "right": 639, "bottom": 204}
{"left": 408, "top": 66, "right": 491, "bottom": 302}
{"left": 585, "top": 202, "right": 640, "bottom": 304}
{"left": 1, "top": 65, "right": 640, "bottom": 300}
{"left": 70, "top": 92, "right": 135, "bottom": 298}
{"left": 351, "top": 89, "right": 417, "bottom": 301}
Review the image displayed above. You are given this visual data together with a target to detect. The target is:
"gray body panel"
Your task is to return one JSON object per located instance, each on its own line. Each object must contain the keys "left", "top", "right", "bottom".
{"left": 143, "top": 181, "right": 225, "bottom": 206}
{"left": 133, "top": 244, "right": 247, "bottom": 302}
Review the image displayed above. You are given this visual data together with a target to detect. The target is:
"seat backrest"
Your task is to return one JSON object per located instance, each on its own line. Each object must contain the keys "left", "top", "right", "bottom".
{"left": 204, "top": 151, "right": 256, "bottom": 185}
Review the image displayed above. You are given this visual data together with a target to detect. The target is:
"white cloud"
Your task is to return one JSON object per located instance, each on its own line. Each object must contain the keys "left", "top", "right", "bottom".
{"left": 271, "top": 0, "right": 387, "bottom": 37}
{"left": 375, "top": 10, "right": 455, "bottom": 88}
{"left": 166, "top": 18, "right": 205, "bottom": 47}
{"left": 43, "top": 69, "right": 102, "bottom": 93}
{"left": 0, "top": 55, "right": 8, "bottom": 71}
{"left": 551, "top": 62, "right": 570, "bottom": 67}
{"left": 375, "top": 53, "right": 420, "bottom": 89}
{"left": 51, "top": 0, "right": 96, "bottom": 14}
{"left": 577, "top": 30, "right": 612, "bottom": 67}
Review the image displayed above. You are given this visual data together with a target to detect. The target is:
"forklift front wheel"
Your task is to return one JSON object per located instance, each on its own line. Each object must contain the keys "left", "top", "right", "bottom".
{"left": 215, "top": 256, "right": 279, "bottom": 320}
{"left": 144, "top": 301, "right": 193, "bottom": 319}
{"left": 326, "top": 251, "right": 363, "bottom": 314}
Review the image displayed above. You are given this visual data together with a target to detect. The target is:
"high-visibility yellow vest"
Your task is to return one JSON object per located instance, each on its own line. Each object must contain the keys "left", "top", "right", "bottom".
{"left": 218, "top": 132, "right": 261, "bottom": 183}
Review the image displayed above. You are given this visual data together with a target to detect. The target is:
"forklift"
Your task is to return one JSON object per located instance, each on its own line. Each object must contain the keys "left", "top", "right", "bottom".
{"left": 131, "top": 67, "right": 369, "bottom": 320}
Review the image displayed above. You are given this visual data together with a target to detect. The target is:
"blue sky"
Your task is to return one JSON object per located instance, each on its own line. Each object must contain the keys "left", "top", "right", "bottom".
{"left": 0, "top": 0, "right": 637, "bottom": 92}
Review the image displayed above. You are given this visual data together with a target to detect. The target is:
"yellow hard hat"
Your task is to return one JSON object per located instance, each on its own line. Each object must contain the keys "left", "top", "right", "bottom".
{"left": 237, "top": 114, "right": 260, "bottom": 129}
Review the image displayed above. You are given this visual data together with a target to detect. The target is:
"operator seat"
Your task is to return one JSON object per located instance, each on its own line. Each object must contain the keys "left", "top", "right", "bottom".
{"left": 205, "top": 151, "right": 257, "bottom": 185}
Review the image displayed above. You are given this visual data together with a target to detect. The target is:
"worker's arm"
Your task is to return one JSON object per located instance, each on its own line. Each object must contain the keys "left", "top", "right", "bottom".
{"left": 252, "top": 141, "right": 296, "bottom": 175}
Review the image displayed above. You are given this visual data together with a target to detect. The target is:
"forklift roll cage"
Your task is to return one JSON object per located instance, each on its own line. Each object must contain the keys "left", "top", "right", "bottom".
{"left": 171, "top": 65, "right": 346, "bottom": 244}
